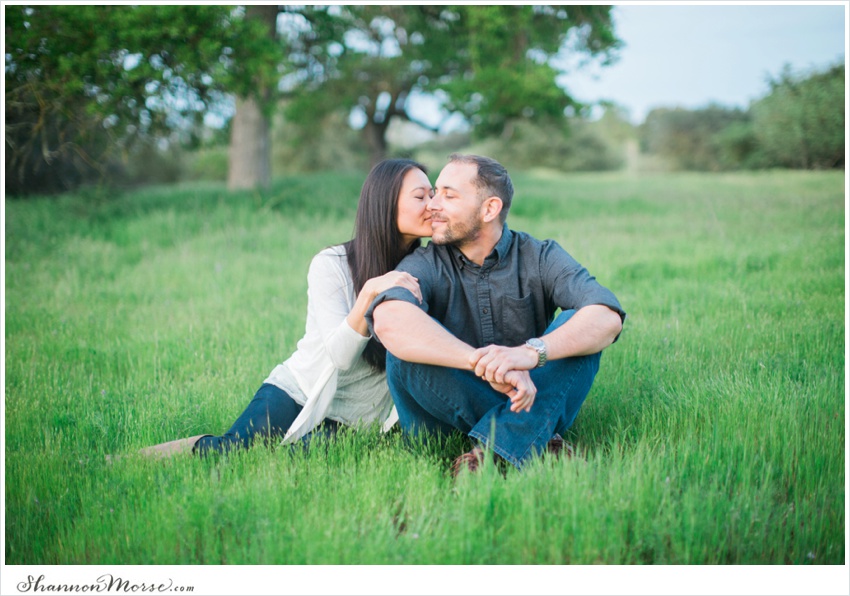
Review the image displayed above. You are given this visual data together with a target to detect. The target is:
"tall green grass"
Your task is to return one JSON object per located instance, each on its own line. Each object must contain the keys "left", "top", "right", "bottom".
{"left": 4, "top": 170, "right": 845, "bottom": 565}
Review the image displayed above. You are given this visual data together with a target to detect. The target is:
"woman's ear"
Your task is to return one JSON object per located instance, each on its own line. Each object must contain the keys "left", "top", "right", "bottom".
{"left": 481, "top": 196, "right": 504, "bottom": 223}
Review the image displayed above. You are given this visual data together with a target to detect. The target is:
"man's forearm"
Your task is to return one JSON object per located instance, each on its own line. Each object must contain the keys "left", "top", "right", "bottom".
{"left": 470, "top": 305, "right": 622, "bottom": 384}
{"left": 542, "top": 304, "right": 623, "bottom": 359}
{"left": 372, "top": 301, "right": 475, "bottom": 369}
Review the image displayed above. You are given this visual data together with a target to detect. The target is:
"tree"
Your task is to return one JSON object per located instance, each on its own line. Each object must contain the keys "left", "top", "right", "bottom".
{"left": 6, "top": 5, "right": 622, "bottom": 193}
{"left": 226, "top": 5, "right": 279, "bottom": 190}
{"left": 226, "top": 5, "right": 346, "bottom": 188}
{"left": 750, "top": 62, "right": 844, "bottom": 169}
{"left": 4, "top": 5, "right": 259, "bottom": 195}
{"left": 281, "top": 6, "right": 465, "bottom": 166}
{"left": 444, "top": 5, "right": 620, "bottom": 137}
{"left": 285, "top": 5, "right": 620, "bottom": 166}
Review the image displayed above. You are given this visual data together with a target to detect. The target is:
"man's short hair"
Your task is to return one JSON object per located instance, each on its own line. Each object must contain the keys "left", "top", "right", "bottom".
{"left": 448, "top": 153, "right": 514, "bottom": 223}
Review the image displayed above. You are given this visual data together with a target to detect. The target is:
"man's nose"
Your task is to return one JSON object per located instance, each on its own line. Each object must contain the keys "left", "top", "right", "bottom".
{"left": 427, "top": 193, "right": 442, "bottom": 210}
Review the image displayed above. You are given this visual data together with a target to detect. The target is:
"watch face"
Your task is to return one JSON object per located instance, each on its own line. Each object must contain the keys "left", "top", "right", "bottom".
{"left": 526, "top": 338, "right": 546, "bottom": 367}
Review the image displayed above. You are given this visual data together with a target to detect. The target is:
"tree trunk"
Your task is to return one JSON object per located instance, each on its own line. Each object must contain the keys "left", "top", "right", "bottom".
{"left": 228, "top": 96, "right": 270, "bottom": 190}
{"left": 364, "top": 119, "right": 389, "bottom": 168}
{"left": 227, "top": 5, "right": 278, "bottom": 190}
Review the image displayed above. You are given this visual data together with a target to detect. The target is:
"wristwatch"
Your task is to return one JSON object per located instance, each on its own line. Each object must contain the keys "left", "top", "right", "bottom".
{"left": 524, "top": 337, "right": 547, "bottom": 368}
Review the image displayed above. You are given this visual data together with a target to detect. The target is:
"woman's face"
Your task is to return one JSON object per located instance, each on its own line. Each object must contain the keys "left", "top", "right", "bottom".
{"left": 396, "top": 167, "right": 433, "bottom": 247}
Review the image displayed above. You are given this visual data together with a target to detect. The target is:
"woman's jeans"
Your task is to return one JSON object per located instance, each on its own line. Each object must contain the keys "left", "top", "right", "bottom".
{"left": 194, "top": 384, "right": 339, "bottom": 456}
{"left": 386, "top": 310, "right": 601, "bottom": 469}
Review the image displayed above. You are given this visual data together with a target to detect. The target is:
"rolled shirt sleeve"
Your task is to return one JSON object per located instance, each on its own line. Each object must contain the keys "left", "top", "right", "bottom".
{"left": 365, "top": 249, "right": 433, "bottom": 339}
{"left": 365, "top": 286, "right": 422, "bottom": 340}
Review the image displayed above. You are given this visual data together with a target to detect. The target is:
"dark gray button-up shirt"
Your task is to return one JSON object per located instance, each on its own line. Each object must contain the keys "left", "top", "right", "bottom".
{"left": 367, "top": 224, "right": 625, "bottom": 349}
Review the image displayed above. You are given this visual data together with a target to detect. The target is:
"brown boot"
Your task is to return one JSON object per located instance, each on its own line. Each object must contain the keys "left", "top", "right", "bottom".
{"left": 136, "top": 435, "right": 210, "bottom": 459}
{"left": 546, "top": 433, "right": 575, "bottom": 459}
{"left": 451, "top": 446, "right": 487, "bottom": 477}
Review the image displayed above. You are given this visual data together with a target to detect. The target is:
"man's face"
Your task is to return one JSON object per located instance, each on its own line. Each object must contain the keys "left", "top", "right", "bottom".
{"left": 429, "top": 162, "right": 485, "bottom": 247}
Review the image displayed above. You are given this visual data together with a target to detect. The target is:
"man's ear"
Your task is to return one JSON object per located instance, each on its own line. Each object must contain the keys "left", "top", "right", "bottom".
{"left": 481, "top": 196, "right": 503, "bottom": 223}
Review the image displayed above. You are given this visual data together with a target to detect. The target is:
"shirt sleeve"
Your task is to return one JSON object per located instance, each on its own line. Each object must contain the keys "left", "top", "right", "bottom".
{"left": 364, "top": 250, "right": 433, "bottom": 339}
{"left": 306, "top": 251, "right": 370, "bottom": 370}
{"left": 541, "top": 241, "right": 626, "bottom": 323}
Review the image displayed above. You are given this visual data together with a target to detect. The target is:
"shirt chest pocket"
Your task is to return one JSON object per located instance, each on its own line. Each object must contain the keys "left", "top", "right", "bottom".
{"left": 498, "top": 294, "right": 537, "bottom": 346}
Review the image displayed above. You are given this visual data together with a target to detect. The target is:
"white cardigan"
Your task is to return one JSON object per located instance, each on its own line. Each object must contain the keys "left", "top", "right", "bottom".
{"left": 263, "top": 245, "right": 398, "bottom": 443}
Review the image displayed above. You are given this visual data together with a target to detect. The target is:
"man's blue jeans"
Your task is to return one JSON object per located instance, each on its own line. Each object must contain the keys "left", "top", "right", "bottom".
{"left": 386, "top": 310, "right": 600, "bottom": 469}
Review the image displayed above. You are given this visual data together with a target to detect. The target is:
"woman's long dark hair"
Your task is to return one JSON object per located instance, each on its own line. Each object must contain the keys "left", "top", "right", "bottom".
{"left": 344, "top": 158, "right": 428, "bottom": 372}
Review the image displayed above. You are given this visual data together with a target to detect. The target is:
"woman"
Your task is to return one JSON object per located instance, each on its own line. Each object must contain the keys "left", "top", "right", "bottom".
{"left": 139, "top": 158, "right": 433, "bottom": 457}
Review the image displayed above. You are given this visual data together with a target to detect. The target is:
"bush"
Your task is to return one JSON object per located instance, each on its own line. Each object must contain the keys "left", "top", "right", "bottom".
{"left": 637, "top": 62, "right": 845, "bottom": 171}
{"left": 751, "top": 62, "right": 845, "bottom": 169}
{"left": 711, "top": 122, "right": 770, "bottom": 170}
{"left": 182, "top": 146, "right": 230, "bottom": 182}
{"left": 272, "top": 110, "right": 370, "bottom": 174}
{"left": 639, "top": 105, "right": 750, "bottom": 171}
{"left": 416, "top": 117, "right": 626, "bottom": 173}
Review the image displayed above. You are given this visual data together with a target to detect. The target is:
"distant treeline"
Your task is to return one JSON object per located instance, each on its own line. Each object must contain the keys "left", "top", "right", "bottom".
{"left": 453, "top": 60, "right": 845, "bottom": 174}
{"left": 6, "top": 47, "right": 843, "bottom": 197}
{"left": 5, "top": 12, "right": 845, "bottom": 196}
{"left": 157, "top": 59, "right": 850, "bottom": 183}
{"left": 638, "top": 62, "right": 845, "bottom": 171}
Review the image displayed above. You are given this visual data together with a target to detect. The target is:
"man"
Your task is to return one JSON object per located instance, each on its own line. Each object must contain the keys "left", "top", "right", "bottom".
{"left": 367, "top": 154, "right": 625, "bottom": 474}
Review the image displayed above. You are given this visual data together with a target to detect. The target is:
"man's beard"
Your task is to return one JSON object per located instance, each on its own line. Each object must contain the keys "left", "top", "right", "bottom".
{"left": 430, "top": 214, "right": 482, "bottom": 247}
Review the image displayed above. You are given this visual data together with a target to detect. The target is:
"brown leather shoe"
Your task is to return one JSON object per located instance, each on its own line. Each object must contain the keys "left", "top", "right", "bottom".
{"left": 546, "top": 433, "right": 575, "bottom": 459}
{"left": 451, "top": 446, "right": 486, "bottom": 477}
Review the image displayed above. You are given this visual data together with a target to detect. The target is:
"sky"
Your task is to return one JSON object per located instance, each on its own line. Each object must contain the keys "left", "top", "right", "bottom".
{"left": 561, "top": 3, "right": 847, "bottom": 123}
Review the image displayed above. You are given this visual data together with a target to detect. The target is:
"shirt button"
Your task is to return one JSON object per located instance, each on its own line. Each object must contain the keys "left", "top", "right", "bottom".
{"left": 483, "top": 308, "right": 489, "bottom": 314}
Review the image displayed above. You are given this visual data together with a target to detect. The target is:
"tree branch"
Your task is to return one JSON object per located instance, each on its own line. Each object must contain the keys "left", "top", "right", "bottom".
{"left": 396, "top": 111, "right": 442, "bottom": 133}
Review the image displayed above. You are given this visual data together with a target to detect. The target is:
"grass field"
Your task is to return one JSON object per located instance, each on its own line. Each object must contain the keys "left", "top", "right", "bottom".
{"left": 3, "top": 169, "right": 846, "bottom": 570}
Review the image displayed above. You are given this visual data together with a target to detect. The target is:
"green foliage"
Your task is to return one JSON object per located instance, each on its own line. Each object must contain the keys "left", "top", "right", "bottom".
{"left": 639, "top": 105, "right": 751, "bottom": 171}
{"left": 638, "top": 61, "right": 845, "bottom": 171}
{"left": 446, "top": 5, "right": 619, "bottom": 137}
{"left": 4, "top": 5, "right": 269, "bottom": 195}
{"left": 453, "top": 117, "right": 625, "bottom": 173}
{"left": 711, "top": 121, "right": 769, "bottom": 170}
{"left": 282, "top": 6, "right": 469, "bottom": 162}
{"left": 225, "top": 5, "right": 282, "bottom": 105}
{"left": 751, "top": 62, "right": 845, "bottom": 169}
{"left": 272, "top": 110, "right": 370, "bottom": 174}
{"left": 4, "top": 170, "right": 844, "bottom": 567}
{"left": 5, "top": 4, "right": 621, "bottom": 192}
{"left": 181, "top": 146, "right": 230, "bottom": 182}
{"left": 286, "top": 5, "right": 621, "bottom": 160}
{"left": 412, "top": 104, "right": 633, "bottom": 173}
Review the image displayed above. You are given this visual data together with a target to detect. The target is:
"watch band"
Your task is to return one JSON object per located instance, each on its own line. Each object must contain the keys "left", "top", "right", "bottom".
{"left": 524, "top": 338, "right": 547, "bottom": 368}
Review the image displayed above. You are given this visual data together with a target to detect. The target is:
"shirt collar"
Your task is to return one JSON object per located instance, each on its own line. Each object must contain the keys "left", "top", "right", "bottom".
{"left": 450, "top": 223, "right": 513, "bottom": 269}
{"left": 490, "top": 223, "right": 513, "bottom": 263}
